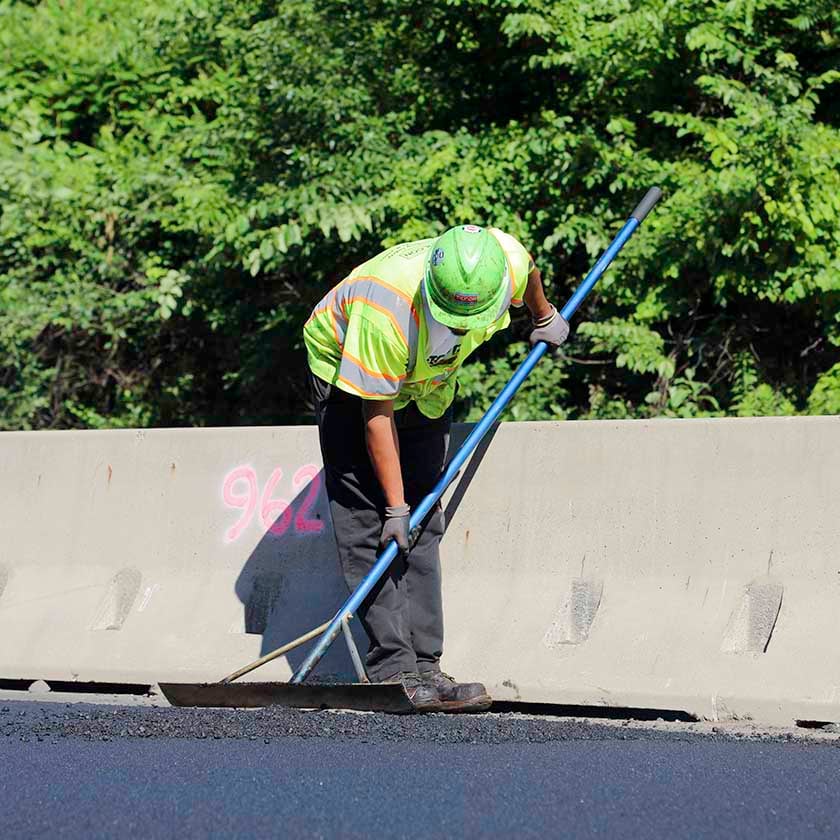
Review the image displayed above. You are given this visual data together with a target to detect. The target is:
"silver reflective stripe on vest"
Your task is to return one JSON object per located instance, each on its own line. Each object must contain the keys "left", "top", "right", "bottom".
{"left": 326, "top": 290, "right": 348, "bottom": 346}
{"left": 336, "top": 275, "right": 419, "bottom": 369}
{"left": 407, "top": 316, "right": 419, "bottom": 373}
{"left": 307, "top": 289, "right": 348, "bottom": 347}
{"left": 337, "top": 353, "right": 403, "bottom": 398}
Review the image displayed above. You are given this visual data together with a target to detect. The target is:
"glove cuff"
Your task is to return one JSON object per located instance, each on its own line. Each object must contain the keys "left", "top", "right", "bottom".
{"left": 385, "top": 503, "right": 410, "bottom": 518}
{"left": 531, "top": 305, "right": 557, "bottom": 329}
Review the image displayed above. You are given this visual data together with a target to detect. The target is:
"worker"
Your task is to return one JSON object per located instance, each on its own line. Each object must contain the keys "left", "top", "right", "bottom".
{"left": 303, "top": 225, "right": 569, "bottom": 712}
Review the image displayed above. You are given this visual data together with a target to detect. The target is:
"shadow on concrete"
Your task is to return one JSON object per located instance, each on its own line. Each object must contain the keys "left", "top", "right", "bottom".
{"left": 232, "top": 422, "right": 499, "bottom": 682}
{"left": 442, "top": 422, "right": 499, "bottom": 531}
{"left": 233, "top": 468, "right": 358, "bottom": 682}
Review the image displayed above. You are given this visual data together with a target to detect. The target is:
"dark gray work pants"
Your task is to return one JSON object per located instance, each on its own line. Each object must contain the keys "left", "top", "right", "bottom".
{"left": 310, "top": 373, "right": 450, "bottom": 682}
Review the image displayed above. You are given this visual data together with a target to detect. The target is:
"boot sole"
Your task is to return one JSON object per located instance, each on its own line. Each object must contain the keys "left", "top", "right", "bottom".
{"left": 429, "top": 694, "right": 493, "bottom": 714}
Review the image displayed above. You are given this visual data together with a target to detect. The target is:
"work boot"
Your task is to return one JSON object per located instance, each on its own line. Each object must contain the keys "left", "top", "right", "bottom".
{"left": 388, "top": 671, "right": 440, "bottom": 713}
{"left": 421, "top": 671, "right": 491, "bottom": 713}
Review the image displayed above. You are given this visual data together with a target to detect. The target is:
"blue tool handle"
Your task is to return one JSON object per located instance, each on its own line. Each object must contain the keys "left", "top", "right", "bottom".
{"left": 291, "top": 187, "right": 662, "bottom": 685}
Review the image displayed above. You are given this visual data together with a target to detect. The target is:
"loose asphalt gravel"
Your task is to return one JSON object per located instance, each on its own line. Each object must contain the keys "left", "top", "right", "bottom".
{"left": 3, "top": 699, "right": 840, "bottom": 838}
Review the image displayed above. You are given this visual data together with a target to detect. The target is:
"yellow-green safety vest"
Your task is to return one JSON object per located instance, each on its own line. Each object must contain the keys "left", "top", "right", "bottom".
{"left": 304, "top": 228, "right": 533, "bottom": 418}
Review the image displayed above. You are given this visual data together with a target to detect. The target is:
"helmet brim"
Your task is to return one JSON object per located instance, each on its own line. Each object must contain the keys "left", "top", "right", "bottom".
{"left": 423, "top": 269, "right": 508, "bottom": 332}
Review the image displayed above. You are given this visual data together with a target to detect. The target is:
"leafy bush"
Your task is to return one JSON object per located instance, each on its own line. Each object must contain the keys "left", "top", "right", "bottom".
{"left": 1, "top": 0, "right": 838, "bottom": 428}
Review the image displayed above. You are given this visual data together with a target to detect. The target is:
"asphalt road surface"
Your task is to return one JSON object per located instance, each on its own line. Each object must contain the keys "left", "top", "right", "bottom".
{"left": 3, "top": 700, "right": 840, "bottom": 838}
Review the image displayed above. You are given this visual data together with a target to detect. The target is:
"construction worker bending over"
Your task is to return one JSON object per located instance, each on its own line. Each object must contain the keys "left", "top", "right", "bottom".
{"left": 303, "top": 225, "right": 568, "bottom": 712}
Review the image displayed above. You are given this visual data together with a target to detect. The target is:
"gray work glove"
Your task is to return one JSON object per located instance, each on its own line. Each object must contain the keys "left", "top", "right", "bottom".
{"left": 529, "top": 305, "right": 570, "bottom": 348}
{"left": 380, "top": 503, "right": 410, "bottom": 556}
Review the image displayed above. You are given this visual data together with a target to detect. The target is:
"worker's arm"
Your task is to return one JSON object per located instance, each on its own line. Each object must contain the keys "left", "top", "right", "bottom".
{"left": 523, "top": 265, "right": 554, "bottom": 322}
{"left": 363, "top": 399, "right": 410, "bottom": 554}
{"left": 363, "top": 399, "right": 404, "bottom": 505}
{"left": 524, "top": 265, "right": 569, "bottom": 348}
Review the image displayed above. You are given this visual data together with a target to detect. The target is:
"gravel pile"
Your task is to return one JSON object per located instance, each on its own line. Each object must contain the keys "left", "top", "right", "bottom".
{"left": 1, "top": 699, "right": 825, "bottom": 746}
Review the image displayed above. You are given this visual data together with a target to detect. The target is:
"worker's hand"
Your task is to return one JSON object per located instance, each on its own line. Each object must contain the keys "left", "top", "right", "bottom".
{"left": 529, "top": 305, "right": 570, "bottom": 348}
{"left": 380, "top": 503, "right": 410, "bottom": 556}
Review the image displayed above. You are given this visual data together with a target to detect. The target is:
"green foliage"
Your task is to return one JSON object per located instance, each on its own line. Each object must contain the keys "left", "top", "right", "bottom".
{"left": 807, "top": 363, "right": 840, "bottom": 414}
{"left": 456, "top": 339, "right": 570, "bottom": 422}
{"left": 1, "top": 0, "right": 838, "bottom": 429}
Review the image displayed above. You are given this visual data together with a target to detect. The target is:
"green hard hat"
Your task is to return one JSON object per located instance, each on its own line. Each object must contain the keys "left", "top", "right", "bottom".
{"left": 424, "top": 225, "right": 509, "bottom": 331}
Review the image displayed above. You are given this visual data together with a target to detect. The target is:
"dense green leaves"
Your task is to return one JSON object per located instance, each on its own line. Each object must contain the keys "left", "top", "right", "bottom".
{"left": 1, "top": 0, "right": 838, "bottom": 429}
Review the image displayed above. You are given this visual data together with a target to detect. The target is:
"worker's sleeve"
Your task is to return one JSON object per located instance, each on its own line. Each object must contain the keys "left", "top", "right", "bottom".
{"left": 334, "top": 314, "right": 409, "bottom": 400}
{"left": 489, "top": 228, "right": 535, "bottom": 308}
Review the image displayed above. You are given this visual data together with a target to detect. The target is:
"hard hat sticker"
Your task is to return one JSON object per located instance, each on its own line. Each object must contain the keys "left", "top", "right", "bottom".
{"left": 462, "top": 225, "right": 482, "bottom": 233}
{"left": 431, "top": 247, "right": 445, "bottom": 266}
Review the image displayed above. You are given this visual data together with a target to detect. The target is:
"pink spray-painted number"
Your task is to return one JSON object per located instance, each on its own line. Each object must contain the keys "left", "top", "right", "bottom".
{"left": 293, "top": 464, "right": 325, "bottom": 534}
{"left": 222, "top": 466, "right": 259, "bottom": 543}
{"left": 260, "top": 467, "right": 293, "bottom": 536}
{"left": 221, "top": 463, "right": 324, "bottom": 541}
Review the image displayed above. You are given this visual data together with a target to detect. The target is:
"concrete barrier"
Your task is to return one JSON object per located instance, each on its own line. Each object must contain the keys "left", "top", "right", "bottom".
{"left": 1, "top": 416, "right": 838, "bottom": 724}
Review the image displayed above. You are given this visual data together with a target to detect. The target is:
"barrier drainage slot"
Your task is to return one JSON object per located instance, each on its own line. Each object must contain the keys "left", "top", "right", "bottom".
{"left": 91, "top": 567, "right": 142, "bottom": 631}
{"left": 490, "top": 701, "right": 698, "bottom": 723}
{"left": 543, "top": 578, "right": 604, "bottom": 647}
{"left": 721, "top": 580, "right": 784, "bottom": 654}
{"left": 47, "top": 680, "right": 153, "bottom": 696}
{"left": 0, "top": 679, "right": 34, "bottom": 691}
{"left": 0, "top": 679, "right": 152, "bottom": 696}
{"left": 244, "top": 571, "right": 284, "bottom": 635}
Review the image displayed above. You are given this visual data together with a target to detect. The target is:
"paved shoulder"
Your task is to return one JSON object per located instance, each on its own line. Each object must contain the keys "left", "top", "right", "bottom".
{"left": 3, "top": 701, "right": 840, "bottom": 839}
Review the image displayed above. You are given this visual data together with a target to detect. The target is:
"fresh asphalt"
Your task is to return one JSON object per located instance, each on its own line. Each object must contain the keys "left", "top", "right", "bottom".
{"left": 3, "top": 700, "right": 840, "bottom": 838}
